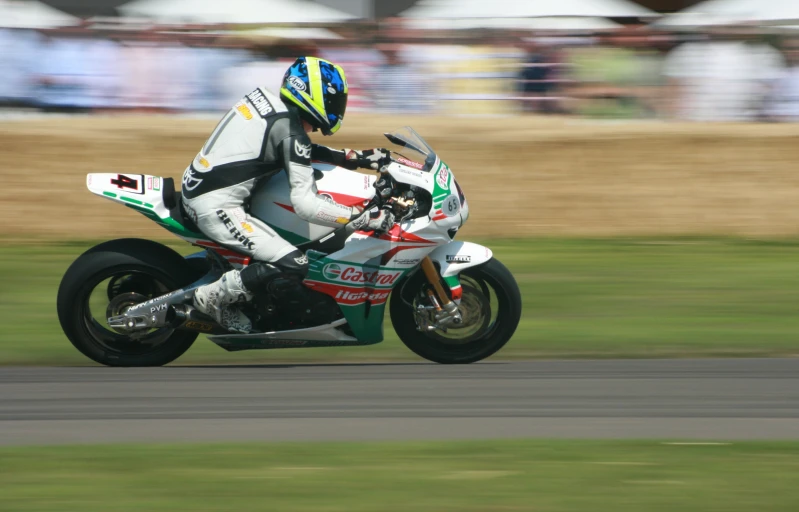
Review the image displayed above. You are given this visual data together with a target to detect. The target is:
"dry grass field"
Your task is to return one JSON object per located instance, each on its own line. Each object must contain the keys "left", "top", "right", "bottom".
{"left": 3, "top": 114, "right": 799, "bottom": 240}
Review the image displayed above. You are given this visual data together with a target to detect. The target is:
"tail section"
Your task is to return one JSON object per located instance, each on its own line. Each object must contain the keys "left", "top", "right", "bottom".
{"left": 87, "top": 173, "right": 204, "bottom": 242}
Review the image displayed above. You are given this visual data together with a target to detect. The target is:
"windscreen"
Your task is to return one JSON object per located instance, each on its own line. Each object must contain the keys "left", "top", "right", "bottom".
{"left": 384, "top": 127, "right": 438, "bottom": 171}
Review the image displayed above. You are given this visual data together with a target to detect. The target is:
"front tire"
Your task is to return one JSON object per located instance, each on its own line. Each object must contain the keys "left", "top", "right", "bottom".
{"left": 390, "top": 258, "right": 522, "bottom": 364}
{"left": 57, "top": 239, "right": 201, "bottom": 367}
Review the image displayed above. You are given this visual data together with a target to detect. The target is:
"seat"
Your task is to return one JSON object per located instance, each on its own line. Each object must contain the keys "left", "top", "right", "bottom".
{"left": 162, "top": 177, "right": 202, "bottom": 234}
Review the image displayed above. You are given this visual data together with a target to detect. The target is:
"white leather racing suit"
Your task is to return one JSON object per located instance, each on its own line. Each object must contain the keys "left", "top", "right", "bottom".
{"left": 181, "top": 87, "right": 358, "bottom": 264}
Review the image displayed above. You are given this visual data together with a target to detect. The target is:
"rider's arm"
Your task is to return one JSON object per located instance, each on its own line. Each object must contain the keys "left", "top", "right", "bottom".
{"left": 311, "top": 145, "right": 356, "bottom": 169}
{"left": 278, "top": 131, "right": 359, "bottom": 228}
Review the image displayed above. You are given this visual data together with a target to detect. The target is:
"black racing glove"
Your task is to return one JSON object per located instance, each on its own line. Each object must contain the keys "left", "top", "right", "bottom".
{"left": 344, "top": 148, "right": 391, "bottom": 170}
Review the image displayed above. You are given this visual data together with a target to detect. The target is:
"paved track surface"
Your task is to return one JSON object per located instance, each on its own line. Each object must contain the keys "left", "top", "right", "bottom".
{"left": 2, "top": 359, "right": 799, "bottom": 445}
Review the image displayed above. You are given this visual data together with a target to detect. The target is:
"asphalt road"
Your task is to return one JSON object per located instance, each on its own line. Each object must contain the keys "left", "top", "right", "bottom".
{"left": 2, "top": 359, "right": 799, "bottom": 445}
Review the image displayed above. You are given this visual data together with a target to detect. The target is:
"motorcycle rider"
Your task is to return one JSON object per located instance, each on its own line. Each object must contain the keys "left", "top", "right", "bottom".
{"left": 182, "top": 56, "right": 394, "bottom": 333}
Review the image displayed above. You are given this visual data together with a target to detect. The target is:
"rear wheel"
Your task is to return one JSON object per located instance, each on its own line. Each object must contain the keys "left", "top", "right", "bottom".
{"left": 57, "top": 239, "right": 201, "bottom": 367}
{"left": 390, "top": 258, "right": 521, "bottom": 364}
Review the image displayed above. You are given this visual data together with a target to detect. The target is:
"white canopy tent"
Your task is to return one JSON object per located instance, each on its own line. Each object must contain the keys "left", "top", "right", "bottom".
{"left": 231, "top": 26, "right": 343, "bottom": 39}
{"left": 407, "top": 16, "right": 623, "bottom": 31}
{"left": 0, "top": 0, "right": 81, "bottom": 29}
{"left": 118, "top": 0, "right": 357, "bottom": 25}
{"left": 400, "top": 0, "right": 658, "bottom": 22}
{"left": 655, "top": 0, "right": 799, "bottom": 29}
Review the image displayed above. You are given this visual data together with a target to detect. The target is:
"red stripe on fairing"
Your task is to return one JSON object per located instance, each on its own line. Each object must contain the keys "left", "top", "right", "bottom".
{"left": 449, "top": 284, "right": 463, "bottom": 301}
{"left": 377, "top": 225, "right": 435, "bottom": 244}
{"left": 277, "top": 191, "right": 367, "bottom": 213}
{"left": 318, "top": 190, "right": 370, "bottom": 207}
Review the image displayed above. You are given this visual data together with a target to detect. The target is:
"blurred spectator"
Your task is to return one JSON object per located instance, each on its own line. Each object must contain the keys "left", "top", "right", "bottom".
{"left": 518, "top": 44, "right": 563, "bottom": 114}
{"left": 765, "top": 38, "right": 799, "bottom": 121}
{"left": 566, "top": 32, "right": 665, "bottom": 119}
{"left": 663, "top": 32, "right": 785, "bottom": 121}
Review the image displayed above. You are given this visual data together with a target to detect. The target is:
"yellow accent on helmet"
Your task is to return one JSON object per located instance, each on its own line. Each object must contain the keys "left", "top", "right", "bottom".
{"left": 280, "top": 56, "right": 348, "bottom": 135}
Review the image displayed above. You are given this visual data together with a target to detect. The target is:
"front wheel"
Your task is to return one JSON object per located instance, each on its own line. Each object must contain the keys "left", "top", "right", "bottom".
{"left": 57, "top": 239, "right": 201, "bottom": 367}
{"left": 390, "top": 258, "right": 522, "bottom": 364}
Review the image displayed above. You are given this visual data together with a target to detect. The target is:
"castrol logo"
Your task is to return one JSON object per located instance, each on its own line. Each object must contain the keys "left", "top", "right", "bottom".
{"left": 323, "top": 263, "right": 401, "bottom": 286}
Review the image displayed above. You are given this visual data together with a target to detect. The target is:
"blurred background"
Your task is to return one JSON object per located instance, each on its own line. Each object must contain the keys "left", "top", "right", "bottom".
{"left": 3, "top": 0, "right": 799, "bottom": 120}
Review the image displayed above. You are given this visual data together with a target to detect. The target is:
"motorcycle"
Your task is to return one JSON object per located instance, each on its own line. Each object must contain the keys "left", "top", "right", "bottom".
{"left": 57, "top": 127, "right": 522, "bottom": 366}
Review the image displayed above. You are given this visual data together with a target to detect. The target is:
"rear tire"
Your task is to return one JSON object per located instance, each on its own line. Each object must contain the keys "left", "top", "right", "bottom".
{"left": 57, "top": 239, "right": 201, "bottom": 367}
{"left": 390, "top": 258, "right": 521, "bottom": 364}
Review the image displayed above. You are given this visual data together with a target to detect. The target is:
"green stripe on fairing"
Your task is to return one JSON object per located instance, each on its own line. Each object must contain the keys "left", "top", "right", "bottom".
{"left": 124, "top": 204, "right": 206, "bottom": 240}
{"left": 444, "top": 275, "right": 461, "bottom": 287}
{"left": 103, "top": 191, "right": 117, "bottom": 198}
{"left": 119, "top": 196, "right": 143, "bottom": 206}
{"left": 268, "top": 224, "right": 310, "bottom": 246}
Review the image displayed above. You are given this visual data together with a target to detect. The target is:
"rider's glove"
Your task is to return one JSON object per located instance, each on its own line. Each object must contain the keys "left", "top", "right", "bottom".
{"left": 348, "top": 207, "right": 395, "bottom": 235}
{"left": 344, "top": 148, "right": 391, "bottom": 170}
{"left": 373, "top": 175, "right": 394, "bottom": 204}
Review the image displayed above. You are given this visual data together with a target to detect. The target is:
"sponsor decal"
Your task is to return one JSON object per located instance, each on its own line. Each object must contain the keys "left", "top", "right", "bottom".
{"left": 294, "top": 254, "right": 309, "bottom": 265}
{"left": 363, "top": 175, "right": 369, "bottom": 190}
{"left": 182, "top": 169, "right": 203, "bottom": 191}
{"left": 147, "top": 176, "right": 160, "bottom": 191}
{"left": 230, "top": 208, "right": 247, "bottom": 221}
{"left": 316, "top": 210, "right": 349, "bottom": 224}
{"left": 288, "top": 75, "right": 307, "bottom": 92}
{"left": 323, "top": 263, "right": 342, "bottom": 280}
{"left": 236, "top": 102, "right": 253, "bottom": 120}
{"left": 184, "top": 202, "right": 199, "bottom": 223}
{"left": 396, "top": 166, "right": 425, "bottom": 178}
{"left": 436, "top": 165, "right": 450, "bottom": 190}
{"left": 322, "top": 263, "right": 402, "bottom": 286}
{"left": 216, "top": 210, "right": 255, "bottom": 251}
{"left": 128, "top": 291, "right": 177, "bottom": 312}
{"left": 150, "top": 303, "right": 168, "bottom": 314}
{"left": 185, "top": 321, "right": 214, "bottom": 332}
{"left": 110, "top": 173, "right": 144, "bottom": 194}
{"left": 394, "top": 258, "right": 421, "bottom": 265}
{"left": 396, "top": 156, "right": 424, "bottom": 170}
{"left": 444, "top": 195, "right": 460, "bottom": 217}
{"left": 294, "top": 140, "right": 312, "bottom": 159}
{"left": 335, "top": 289, "right": 390, "bottom": 303}
{"left": 240, "top": 222, "right": 254, "bottom": 234}
{"left": 446, "top": 255, "right": 471, "bottom": 263}
{"left": 246, "top": 88, "right": 274, "bottom": 117}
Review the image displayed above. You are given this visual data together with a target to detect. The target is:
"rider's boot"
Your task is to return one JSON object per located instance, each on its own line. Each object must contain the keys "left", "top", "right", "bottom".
{"left": 193, "top": 269, "right": 253, "bottom": 334}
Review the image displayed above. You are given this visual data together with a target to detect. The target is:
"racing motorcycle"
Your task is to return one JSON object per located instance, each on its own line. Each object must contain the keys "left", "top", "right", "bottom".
{"left": 57, "top": 127, "right": 522, "bottom": 366}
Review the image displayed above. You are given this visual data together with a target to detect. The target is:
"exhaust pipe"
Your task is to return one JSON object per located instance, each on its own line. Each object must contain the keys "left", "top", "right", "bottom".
{"left": 166, "top": 305, "right": 228, "bottom": 334}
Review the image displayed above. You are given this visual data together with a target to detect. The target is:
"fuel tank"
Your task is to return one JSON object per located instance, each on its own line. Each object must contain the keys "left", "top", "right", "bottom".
{"left": 249, "top": 163, "right": 376, "bottom": 244}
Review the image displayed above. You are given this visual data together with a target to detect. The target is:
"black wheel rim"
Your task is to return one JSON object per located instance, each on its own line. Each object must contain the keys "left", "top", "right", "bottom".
{"left": 79, "top": 268, "right": 178, "bottom": 356}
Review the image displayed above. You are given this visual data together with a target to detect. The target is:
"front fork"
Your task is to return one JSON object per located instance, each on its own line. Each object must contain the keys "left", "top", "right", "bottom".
{"left": 416, "top": 257, "right": 463, "bottom": 332}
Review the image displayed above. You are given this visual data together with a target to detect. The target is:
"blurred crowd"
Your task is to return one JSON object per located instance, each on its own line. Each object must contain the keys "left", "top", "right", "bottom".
{"left": 3, "top": 24, "right": 799, "bottom": 121}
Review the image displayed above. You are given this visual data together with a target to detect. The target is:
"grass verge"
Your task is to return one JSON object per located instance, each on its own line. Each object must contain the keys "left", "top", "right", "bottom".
{"left": 4, "top": 237, "right": 799, "bottom": 365}
{"left": 2, "top": 440, "right": 799, "bottom": 511}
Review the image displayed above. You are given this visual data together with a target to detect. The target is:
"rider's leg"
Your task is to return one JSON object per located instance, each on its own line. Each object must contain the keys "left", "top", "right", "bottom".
{"left": 188, "top": 204, "right": 299, "bottom": 333}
